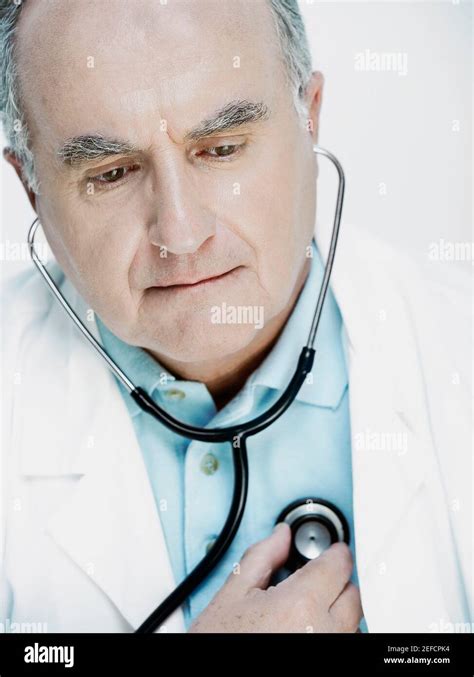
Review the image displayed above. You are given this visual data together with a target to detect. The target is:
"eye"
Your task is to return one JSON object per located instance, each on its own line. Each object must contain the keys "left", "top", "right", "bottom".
{"left": 209, "top": 144, "right": 237, "bottom": 157}
{"left": 197, "top": 143, "right": 244, "bottom": 160}
{"left": 98, "top": 167, "right": 127, "bottom": 183}
{"left": 88, "top": 163, "right": 140, "bottom": 189}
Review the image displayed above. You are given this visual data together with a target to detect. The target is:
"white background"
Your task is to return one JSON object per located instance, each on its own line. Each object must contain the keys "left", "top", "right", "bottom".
{"left": 302, "top": 0, "right": 472, "bottom": 269}
{"left": 0, "top": 0, "right": 472, "bottom": 280}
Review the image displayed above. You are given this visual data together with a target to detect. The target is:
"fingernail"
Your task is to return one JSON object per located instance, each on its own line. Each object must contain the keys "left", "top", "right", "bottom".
{"left": 273, "top": 522, "right": 286, "bottom": 533}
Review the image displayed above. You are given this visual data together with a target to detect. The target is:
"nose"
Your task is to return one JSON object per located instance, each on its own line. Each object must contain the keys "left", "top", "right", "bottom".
{"left": 147, "top": 155, "right": 216, "bottom": 255}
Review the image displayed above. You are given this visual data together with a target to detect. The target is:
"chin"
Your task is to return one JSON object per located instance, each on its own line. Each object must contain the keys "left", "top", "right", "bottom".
{"left": 135, "top": 281, "right": 269, "bottom": 363}
{"left": 142, "top": 317, "right": 263, "bottom": 364}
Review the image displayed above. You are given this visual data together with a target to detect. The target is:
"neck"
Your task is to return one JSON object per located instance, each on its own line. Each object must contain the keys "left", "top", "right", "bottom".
{"left": 148, "top": 259, "right": 311, "bottom": 410}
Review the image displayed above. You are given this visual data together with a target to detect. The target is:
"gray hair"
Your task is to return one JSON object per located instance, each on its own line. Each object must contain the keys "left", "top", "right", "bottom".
{"left": 0, "top": 0, "right": 312, "bottom": 195}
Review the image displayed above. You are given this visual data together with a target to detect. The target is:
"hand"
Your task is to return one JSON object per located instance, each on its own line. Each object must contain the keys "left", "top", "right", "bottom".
{"left": 188, "top": 522, "right": 364, "bottom": 633}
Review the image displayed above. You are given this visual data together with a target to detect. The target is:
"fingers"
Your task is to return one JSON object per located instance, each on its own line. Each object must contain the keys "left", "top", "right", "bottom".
{"left": 329, "top": 582, "right": 364, "bottom": 631}
{"left": 285, "top": 542, "right": 354, "bottom": 607}
{"left": 197, "top": 534, "right": 362, "bottom": 634}
{"left": 226, "top": 522, "right": 292, "bottom": 595}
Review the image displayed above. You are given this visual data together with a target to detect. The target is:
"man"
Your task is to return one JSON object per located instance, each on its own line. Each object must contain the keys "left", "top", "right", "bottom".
{"left": 0, "top": 0, "right": 471, "bottom": 634}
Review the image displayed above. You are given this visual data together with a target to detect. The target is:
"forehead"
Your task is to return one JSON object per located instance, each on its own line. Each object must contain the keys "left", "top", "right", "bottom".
{"left": 16, "top": 0, "right": 283, "bottom": 148}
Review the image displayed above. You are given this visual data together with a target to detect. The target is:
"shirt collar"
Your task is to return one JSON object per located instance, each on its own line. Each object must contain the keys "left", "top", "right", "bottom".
{"left": 247, "top": 240, "right": 348, "bottom": 409}
{"left": 96, "top": 317, "right": 177, "bottom": 418}
{"left": 96, "top": 239, "right": 347, "bottom": 417}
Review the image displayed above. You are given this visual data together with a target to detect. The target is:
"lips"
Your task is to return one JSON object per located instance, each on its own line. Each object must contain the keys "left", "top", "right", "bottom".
{"left": 149, "top": 266, "right": 242, "bottom": 290}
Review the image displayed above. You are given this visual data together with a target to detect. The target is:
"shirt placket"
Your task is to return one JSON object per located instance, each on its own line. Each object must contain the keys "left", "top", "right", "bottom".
{"left": 183, "top": 382, "right": 258, "bottom": 624}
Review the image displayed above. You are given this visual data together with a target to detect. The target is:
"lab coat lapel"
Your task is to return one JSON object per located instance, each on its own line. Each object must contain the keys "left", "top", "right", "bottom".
{"left": 322, "top": 225, "right": 428, "bottom": 567}
{"left": 20, "top": 268, "right": 185, "bottom": 632}
{"left": 316, "top": 223, "right": 462, "bottom": 629}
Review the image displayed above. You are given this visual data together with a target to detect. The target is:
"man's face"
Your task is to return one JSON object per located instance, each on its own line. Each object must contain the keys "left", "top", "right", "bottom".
{"left": 17, "top": 0, "right": 319, "bottom": 362}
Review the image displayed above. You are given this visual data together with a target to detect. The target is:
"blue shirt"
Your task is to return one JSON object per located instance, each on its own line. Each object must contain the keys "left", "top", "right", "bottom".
{"left": 97, "top": 243, "right": 366, "bottom": 631}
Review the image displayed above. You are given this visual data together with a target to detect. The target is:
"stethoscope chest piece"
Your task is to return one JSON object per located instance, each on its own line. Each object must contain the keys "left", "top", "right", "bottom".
{"left": 276, "top": 497, "right": 350, "bottom": 575}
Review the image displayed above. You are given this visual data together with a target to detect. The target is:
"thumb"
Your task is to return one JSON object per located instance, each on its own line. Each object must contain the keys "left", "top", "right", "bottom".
{"left": 226, "top": 522, "right": 292, "bottom": 595}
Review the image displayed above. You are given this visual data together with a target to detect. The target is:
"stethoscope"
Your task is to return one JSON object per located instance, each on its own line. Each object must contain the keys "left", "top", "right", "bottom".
{"left": 28, "top": 144, "right": 348, "bottom": 633}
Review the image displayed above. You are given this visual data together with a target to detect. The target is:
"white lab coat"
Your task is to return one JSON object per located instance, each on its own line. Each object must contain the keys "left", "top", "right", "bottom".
{"left": 1, "top": 223, "right": 471, "bottom": 633}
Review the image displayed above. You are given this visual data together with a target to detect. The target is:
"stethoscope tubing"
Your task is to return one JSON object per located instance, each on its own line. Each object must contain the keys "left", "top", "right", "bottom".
{"left": 136, "top": 440, "right": 249, "bottom": 633}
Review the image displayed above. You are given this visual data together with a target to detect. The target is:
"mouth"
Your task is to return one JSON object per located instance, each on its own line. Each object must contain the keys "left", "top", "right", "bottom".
{"left": 148, "top": 266, "right": 244, "bottom": 292}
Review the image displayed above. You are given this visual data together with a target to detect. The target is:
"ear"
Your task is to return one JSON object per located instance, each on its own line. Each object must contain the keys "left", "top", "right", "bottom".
{"left": 3, "top": 147, "right": 37, "bottom": 212}
{"left": 303, "top": 71, "right": 324, "bottom": 142}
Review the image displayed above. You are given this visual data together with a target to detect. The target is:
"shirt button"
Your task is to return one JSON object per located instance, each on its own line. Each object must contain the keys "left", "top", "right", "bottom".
{"left": 200, "top": 452, "right": 219, "bottom": 475}
{"left": 164, "top": 388, "right": 186, "bottom": 400}
{"left": 205, "top": 537, "right": 217, "bottom": 554}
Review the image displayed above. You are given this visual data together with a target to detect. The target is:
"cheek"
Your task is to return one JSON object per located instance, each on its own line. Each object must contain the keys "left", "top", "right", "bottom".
{"left": 223, "top": 151, "right": 312, "bottom": 314}
{"left": 40, "top": 198, "right": 139, "bottom": 324}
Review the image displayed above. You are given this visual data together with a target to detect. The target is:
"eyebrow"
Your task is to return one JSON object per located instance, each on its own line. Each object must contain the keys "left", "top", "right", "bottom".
{"left": 56, "top": 99, "right": 270, "bottom": 168}
{"left": 184, "top": 99, "right": 270, "bottom": 141}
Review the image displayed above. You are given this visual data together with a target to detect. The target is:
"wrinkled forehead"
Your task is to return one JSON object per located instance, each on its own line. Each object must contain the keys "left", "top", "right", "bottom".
{"left": 15, "top": 0, "right": 285, "bottom": 152}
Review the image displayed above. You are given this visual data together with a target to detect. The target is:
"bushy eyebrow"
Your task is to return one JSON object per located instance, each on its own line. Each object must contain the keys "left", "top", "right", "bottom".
{"left": 183, "top": 99, "right": 270, "bottom": 141}
{"left": 56, "top": 99, "right": 270, "bottom": 168}
{"left": 57, "top": 134, "right": 137, "bottom": 167}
